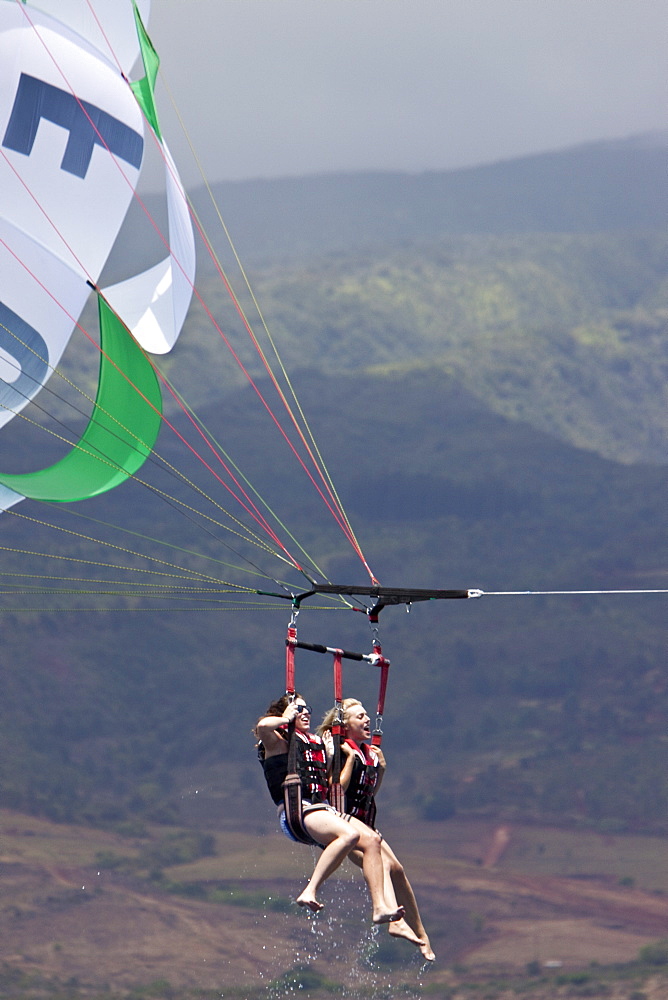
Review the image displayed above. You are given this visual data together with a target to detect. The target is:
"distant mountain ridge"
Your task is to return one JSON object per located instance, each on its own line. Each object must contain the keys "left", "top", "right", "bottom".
{"left": 155, "top": 229, "right": 666, "bottom": 465}
{"left": 94, "top": 135, "right": 668, "bottom": 469}
{"left": 105, "top": 132, "right": 668, "bottom": 280}
{"left": 195, "top": 131, "right": 668, "bottom": 263}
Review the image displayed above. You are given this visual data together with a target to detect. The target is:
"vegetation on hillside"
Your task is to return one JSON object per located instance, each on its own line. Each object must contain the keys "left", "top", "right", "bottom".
{"left": 176, "top": 231, "right": 667, "bottom": 464}
{"left": 0, "top": 139, "right": 665, "bottom": 834}
{"left": 0, "top": 366, "right": 664, "bottom": 832}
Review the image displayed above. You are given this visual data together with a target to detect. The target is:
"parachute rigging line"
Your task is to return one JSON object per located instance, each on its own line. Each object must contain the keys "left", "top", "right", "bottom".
{"left": 0, "top": 349, "right": 333, "bottom": 604}
{"left": 4, "top": 3, "right": 377, "bottom": 591}
{"left": 52, "top": 506, "right": 301, "bottom": 590}
{"left": 0, "top": 266, "right": 316, "bottom": 582}
{"left": 0, "top": 112, "right": 371, "bottom": 587}
{"left": 0, "top": 293, "right": 308, "bottom": 588}
{"left": 157, "top": 70, "right": 374, "bottom": 583}
{"left": 2, "top": 510, "right": 245, "bottom": 587}
{"left": 158, "top": 256, "right": 377, "bottom": 580}
{"left": 156, "top": 373, "right": 332, "bottom": 587}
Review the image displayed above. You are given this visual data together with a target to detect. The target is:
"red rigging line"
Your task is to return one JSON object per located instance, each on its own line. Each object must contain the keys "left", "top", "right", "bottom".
{"left": 2, "top": 235, "right": 305, "bottom": 574}
{"left": 0, "top": 146, "right": 93, "bottom": 284}
{"left": 7, "top": 2, "right": 377, "bottom": 583}
{"left": 179, "top": 211, "right": 375, "bottom": 575}
{"left": 176, "top": 268, "right": 376, "bottom": 575}
{"left": 3, "top": 226, "right": 315, "bottom": 576}
{"left": 145, "top": 376, "right": 309, "bottom": 570}
{"left": 81, "top": 0, "right": 136, "bottom": 80}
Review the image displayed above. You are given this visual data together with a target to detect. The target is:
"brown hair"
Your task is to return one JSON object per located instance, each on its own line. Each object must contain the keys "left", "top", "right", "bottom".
{"left": 253, "top": 693, "right": 304, "bottom": 738}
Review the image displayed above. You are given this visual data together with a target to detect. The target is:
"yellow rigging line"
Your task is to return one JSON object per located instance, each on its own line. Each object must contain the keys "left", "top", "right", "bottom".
{"left": 0, "top": 573, "right": 255, "bottom": 595}
{"left": 159, "top": 73, "right": 375, "bottom": 587}
{"left": 56, "top": 507, "right": 297, "bottom": 583}
{"left": 156, "top": 368, "right": 333, "bottom": 586}
{"left": 2, "top": 511, "right": 255, "bottom": 589}
{"left": 0, "top": 312, "right": 328, "bottom": 596}
{"left": 0, "top": 24, "right": 370, "bottom": 609}
{"left": 0, "top": 603, "right": 346, "bottom": 614}
{"left": 3, "top": 403, "right": 294, "bottom": 564}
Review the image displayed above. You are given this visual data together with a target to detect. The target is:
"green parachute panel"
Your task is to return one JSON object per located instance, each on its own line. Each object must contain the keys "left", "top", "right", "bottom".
{"left": 0, "top": 295, "right": 162, "bottom": 503}
{"left": 130, "top": 0, "right": 162, "bottom": 139}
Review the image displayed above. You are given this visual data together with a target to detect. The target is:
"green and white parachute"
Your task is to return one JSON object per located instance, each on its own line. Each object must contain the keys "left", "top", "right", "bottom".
{"left": 0, "top": 0, "right": 195, "bottom": 511}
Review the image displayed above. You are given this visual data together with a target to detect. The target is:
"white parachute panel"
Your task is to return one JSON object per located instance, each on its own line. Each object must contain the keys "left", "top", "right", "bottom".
{"left": 0, "top": 4, "right": 144, "bottom": 281}
{"left": 104, "top": 143, "right": 196, "bottom": 354}
{"left": 23, "top": 0, "right": 151, "bottom": 75}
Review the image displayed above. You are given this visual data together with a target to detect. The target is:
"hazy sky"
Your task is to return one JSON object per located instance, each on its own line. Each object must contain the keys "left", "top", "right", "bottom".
{"left": 147, "top": 0, "right": 665, "bottom": 189}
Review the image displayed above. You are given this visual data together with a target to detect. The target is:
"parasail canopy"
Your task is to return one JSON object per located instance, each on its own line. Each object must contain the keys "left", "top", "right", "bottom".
{"left": 0, "top": 0, "right": 194, "bottom": 511}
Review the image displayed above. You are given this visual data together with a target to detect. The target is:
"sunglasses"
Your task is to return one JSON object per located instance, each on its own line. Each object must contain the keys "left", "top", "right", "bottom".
{"left": 292, "top": 703, "right": 312, "bottom": 714}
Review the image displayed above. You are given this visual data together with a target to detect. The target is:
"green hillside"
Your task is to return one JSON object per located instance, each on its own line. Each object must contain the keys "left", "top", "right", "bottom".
{"left": 0, "top": 369, "right": 665, "bottom": 833}
{"left": 165, "top": 230, "right": 667, "bottom": 464}
{"left": 0, "top": 138, "right": 665, "bottom": 836}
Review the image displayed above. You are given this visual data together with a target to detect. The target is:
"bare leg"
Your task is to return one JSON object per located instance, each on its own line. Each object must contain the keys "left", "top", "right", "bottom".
{"left": 349, "top": 842, "right": 435, "bottom": 959}
{"left": 348, "top": 846, "right": 421, "bottom": 945}
{"left": 295, "top": 812, "right": 358, "bottom": 910}
{"left": 303, "top": 810, "right": 403, "bottom": 923}
{"left": 382, "top": 843, "right": 435, "bottom": 960}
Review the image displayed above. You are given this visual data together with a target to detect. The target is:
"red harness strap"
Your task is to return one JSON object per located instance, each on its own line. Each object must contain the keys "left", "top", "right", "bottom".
{"left": 283, "top": 618, "right": 391, "bottom": 811}
{"left": 329, "top": 650, "right": 345, "bottom": 811}
{"left": 369, "top": 625, "right": 390, "bottom": 747}
{"left": 285, "top": 623, "right": 297, "bottom": 698}
{"left": 282, "top": 621, "right": 319, "bottom": 845}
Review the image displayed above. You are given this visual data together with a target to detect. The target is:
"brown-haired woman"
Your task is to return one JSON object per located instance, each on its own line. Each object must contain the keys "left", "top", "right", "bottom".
{"left": 319, "top": 698, "right": 435, "bottom": 961}
{"left": 255, "top": 693, "right": 405, "bottom": 922}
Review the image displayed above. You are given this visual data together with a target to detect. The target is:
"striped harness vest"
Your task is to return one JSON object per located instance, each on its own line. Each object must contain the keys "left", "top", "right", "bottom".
{"left": 343, "top": 739, "right": 379, "bottom": 827}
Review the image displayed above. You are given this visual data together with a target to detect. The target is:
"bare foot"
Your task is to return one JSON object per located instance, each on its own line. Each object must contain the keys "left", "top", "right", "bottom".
{"left": 372, "top": 905, "right": 405, "bottom": 925}
{"left": 387, "top": 917, "right": 422, "bottom": 946}
{"left": 387, "top": 921, "right": 436, "bottom": 960}
{"left": 417, "top": 938, "right": 436, "bottom": 962}
{"left": 296, "top": 892, "right": 324, "bottom": 912}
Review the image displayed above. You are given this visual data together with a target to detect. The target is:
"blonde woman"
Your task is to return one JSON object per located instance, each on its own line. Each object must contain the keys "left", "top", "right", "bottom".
{"left": 319, "top": 698, "right": 435, "bottom": 961}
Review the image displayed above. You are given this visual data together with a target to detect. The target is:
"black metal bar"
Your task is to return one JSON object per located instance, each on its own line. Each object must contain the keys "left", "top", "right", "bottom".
{"left": 292, "top": 584, "right": 471, "bottom": 615}
{"left": 286, "top": 638, "right": 368, "bottom": 662}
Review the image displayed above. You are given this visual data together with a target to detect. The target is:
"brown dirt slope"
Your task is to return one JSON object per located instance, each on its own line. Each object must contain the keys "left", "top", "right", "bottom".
{"left": 1, "top": 809, "right": 668, "bottom": 997}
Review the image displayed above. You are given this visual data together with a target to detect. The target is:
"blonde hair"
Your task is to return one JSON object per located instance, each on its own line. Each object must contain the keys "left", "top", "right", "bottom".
{"left": 317, "top": 698, "right": 363, "bottom": 737}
